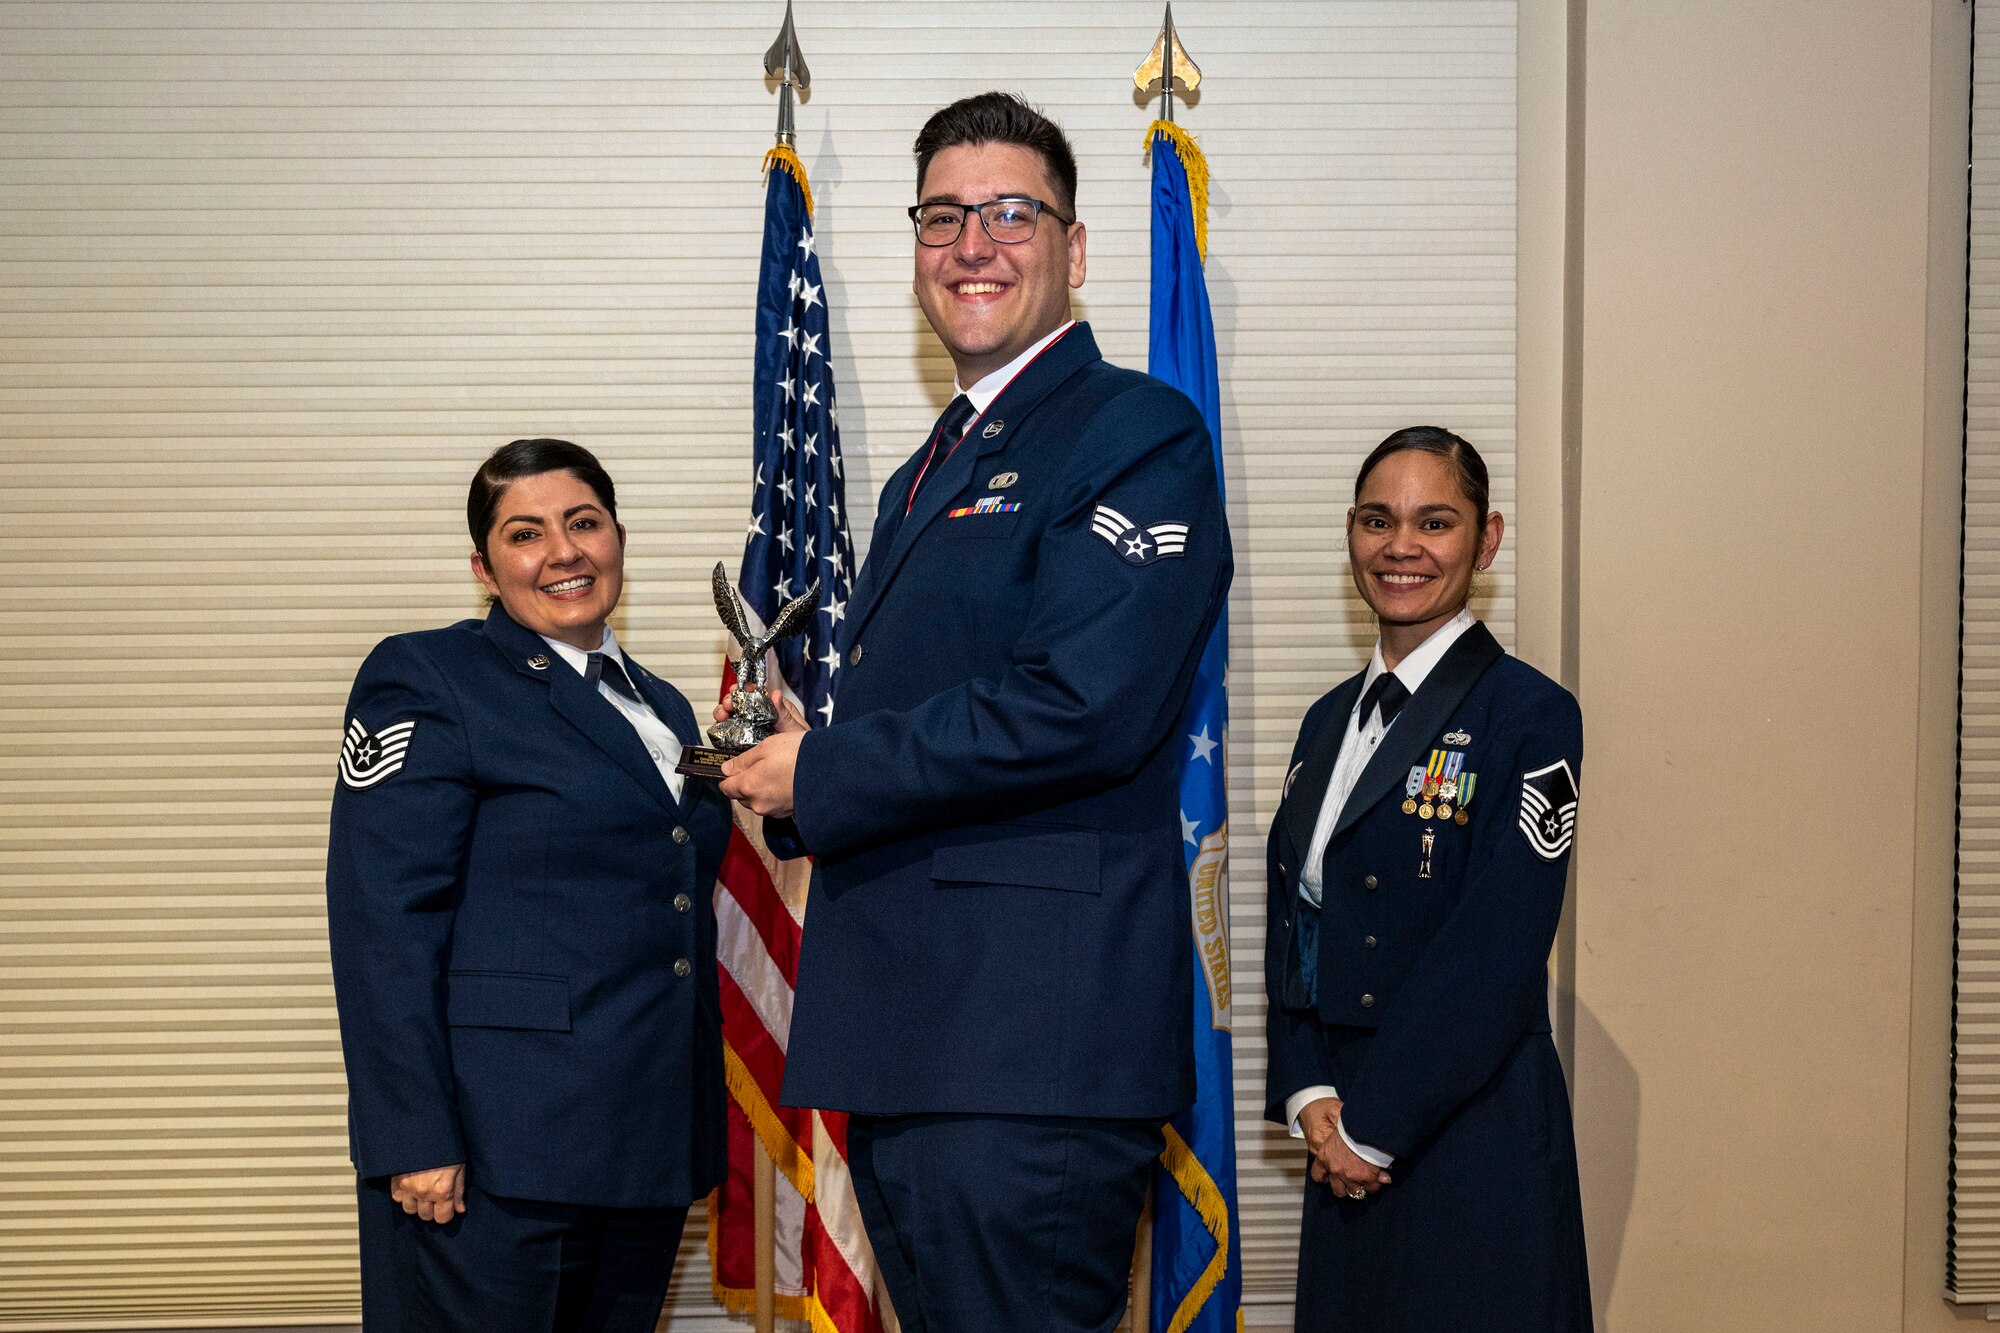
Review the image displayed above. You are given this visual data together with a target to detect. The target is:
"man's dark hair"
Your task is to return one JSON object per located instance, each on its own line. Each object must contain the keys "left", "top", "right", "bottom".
{"left": 1354, "top": 425, "right": 1490, "bottom": 522}
{"left": 466, "top": 438, "right": 618, "bottom": 558}
{"left": 914, "top": 91, "right": 1079, "bottom": 216}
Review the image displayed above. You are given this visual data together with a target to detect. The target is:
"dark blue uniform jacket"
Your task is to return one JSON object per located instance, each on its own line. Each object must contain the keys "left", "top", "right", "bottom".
{"left": 1263, "top": 622, "right": 1592, "bottom": 1331}
{"left": 768, "top": 323, "right": 1233, "bottom": 1119}
{"left": 326, "top": 605, "right": 732, "bottom": 1209}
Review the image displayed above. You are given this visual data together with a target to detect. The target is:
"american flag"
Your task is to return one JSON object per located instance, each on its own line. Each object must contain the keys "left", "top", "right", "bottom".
{"left": 707, "top": 145, "right": 880, "bottom": 1333}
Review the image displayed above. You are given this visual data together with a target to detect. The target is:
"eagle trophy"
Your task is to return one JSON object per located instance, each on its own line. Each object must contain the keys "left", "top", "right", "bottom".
{"left": 706, "top": 561, "right": 822, "bottom": 754}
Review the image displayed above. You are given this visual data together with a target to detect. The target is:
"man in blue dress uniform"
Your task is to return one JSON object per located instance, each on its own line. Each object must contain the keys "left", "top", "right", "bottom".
{"left": 721, "top": 93, "right": 1232, "bottom": 1333}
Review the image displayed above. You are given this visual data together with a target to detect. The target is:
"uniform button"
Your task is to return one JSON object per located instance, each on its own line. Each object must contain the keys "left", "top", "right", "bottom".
{"left": 1363, "top": 875, "right": 1378, "bottom": 891}
{"left": 1364, "top": 935, "right": 1378, "bottom": 949}
{"left": 673, "top": 958, "right": 693, "bottom": 979}
{"left": 674, "top": 893, "right": 693, "bottom": 914}
{"left": 1360, "top": 993, "right": 1376, "bottom": 1008}
{"left": 672, "top": 826, "right": 690, "bottom": 845}
{"left": 849, "top": 643, "right": 864, "bottom": 667}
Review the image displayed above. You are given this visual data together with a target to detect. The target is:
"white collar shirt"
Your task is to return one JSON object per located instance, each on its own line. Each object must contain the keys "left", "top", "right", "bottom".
{"left": 540, "top": 627, "right": 686, "bottom": 803}
{"left": 958, "top": 319, "right": 1076, "bottom": 418}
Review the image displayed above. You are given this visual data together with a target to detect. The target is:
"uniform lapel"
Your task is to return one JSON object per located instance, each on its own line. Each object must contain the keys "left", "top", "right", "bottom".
{"left": 1282, "top": 673, "right": 1365, "bottom": 857}
{"left": 843, "top": 324, "right": 1101, "bottom": 648}
{"left": 624, "top": 649, "right": 703, "bottom": 820}
{"left": 482, "top": 608, "right": 682, "bottom": 819}
{"left": 1330, "top": 621, "right": 1504, "bottom": 842}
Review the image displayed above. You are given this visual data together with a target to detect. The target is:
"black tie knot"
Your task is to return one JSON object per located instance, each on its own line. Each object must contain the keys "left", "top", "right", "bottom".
{"left": 1360, "top": 672, "right": 1410, "bottom": 729}
{"left": 587, "top": 652, "right": 641, "bottom": 704}
{"left": 936, "top": 394, "right": 977, "bottom": 446}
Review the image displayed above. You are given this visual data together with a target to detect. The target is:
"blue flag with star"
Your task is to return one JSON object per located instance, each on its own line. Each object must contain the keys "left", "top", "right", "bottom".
{"left": 1146, "top": 121, "right": 1241, "bottom": 1333}
{"left": 743, "top": 147, "right": 854, "bottom": 718}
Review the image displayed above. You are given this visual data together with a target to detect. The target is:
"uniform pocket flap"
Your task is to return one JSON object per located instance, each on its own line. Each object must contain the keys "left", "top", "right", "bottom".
{"left": 931, "top": 827, "right": 1101, "bottom": 894}
{"left": 445, "top": 971, "right": 571, "bottom": 1031}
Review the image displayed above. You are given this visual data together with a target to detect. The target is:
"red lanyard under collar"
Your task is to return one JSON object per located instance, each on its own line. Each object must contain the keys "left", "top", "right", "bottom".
{"left": 904, "top": 325, "right": 1076, "bottom": 515}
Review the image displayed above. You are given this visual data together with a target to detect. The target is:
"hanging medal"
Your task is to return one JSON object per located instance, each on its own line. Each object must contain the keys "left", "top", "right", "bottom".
{"left": 1455, "top": 771, "right": 1477, "bottom": 825}
{"left": 1436, "top": 751, "right": 1465, "bottom": 819}
{"left": 1419, "top": 749, "right": 1445, "bottom": 819}
{"left": 1403, "top": 765, "right": 1425, "bottom": 815}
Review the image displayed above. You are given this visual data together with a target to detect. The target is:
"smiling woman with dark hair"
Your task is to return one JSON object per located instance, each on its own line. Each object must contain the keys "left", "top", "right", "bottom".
{"left": 326, "top": 438, "right": 732, "bottom": 1332}
{"left": 1265, "top": 426, "right": 1592, "bottom": 1331}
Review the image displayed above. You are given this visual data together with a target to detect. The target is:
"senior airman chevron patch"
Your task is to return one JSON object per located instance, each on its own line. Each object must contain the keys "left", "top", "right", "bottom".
{"left": 1090, "top": 503, "right": 1189, "bottom": 566}
{"left": 1518, "top": 759, "right": 1579, "bottom": 860}
{"left": 339, "top": 718, "right": 417, "bottom": 790}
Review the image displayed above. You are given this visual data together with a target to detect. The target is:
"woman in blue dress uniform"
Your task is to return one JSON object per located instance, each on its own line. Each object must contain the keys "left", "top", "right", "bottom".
{"left": 1265, "top": 427, "right": 1591, "bottom": 1331}
{"left": 326, "top": 439, "right": 733, "bottom": 1331}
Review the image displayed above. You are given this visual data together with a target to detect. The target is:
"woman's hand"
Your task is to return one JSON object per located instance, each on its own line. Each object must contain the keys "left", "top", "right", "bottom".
{"left": 390, "top": 1162, "right": 466, "bottom": 1224}
{"left": 1298, "top": 1097, "right": 1391, "bottom": 1199}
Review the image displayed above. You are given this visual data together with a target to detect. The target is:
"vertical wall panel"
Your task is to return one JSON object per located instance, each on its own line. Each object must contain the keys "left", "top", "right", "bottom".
{"left": 0, "top": 2, "right": 1513, "bottom": 1325}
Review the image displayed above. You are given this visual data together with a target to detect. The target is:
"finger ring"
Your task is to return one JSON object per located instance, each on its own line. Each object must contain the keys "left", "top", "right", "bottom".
{"left": 1346, "top": 1186, "right": 1366, "bottom": 1200}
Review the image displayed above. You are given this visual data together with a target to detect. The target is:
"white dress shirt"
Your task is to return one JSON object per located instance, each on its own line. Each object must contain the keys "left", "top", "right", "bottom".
{"left": 540, "top": 628, "right": 686, "bottom": 803}
{"left": 1285, "top": 608, "right": 1477, "bottom": 1167}
{"left": 959, "top": 319, "right": 1077, "bottom": 416}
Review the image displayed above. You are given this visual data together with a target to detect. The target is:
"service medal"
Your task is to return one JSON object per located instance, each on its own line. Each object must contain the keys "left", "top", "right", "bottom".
{"left": 1454, "top": 772, "right": 1478, "bottom": 825}
{"left": 1437, "top": 802, "right": 1453, "bottom": 820}
{"left": 1419, "top": 801, "right": 1435, "bottom": 820}
{"left": 1402, "top": 799, "right": 1419, "bottom": 815}
{"left": 1403, "top": 765, "right": 1424, "bottom": 815}
{"left": 1422, "top": 750, "right": 1446, "bottom": 799}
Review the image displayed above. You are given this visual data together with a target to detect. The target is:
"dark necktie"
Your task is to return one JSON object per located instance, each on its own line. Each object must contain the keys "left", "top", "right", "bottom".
{"left": 1359, "top": 671, "right": 1410, "bottom": 729}
{"left": 586, "top": 652, "right": 642, "bottom": 704}
{"left": 910, "top": 394, "right": 977, "bottom": 504}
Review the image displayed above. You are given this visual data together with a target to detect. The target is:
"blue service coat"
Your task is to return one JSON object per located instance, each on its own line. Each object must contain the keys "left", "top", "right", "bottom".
{"left": 768, "top": 323, "right": 1233, "bottom": 1119}
{"left": 326, "top": 604, "right": 733, "bottom": 1209}
{"left": 1264, "top": 622, "right": 1592, "bottom": 1330}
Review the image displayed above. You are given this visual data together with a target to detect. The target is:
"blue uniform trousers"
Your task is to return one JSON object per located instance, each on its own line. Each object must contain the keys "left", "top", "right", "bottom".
{"left": 847, "top": 1113, "right": 1163, "bottom": 1333}
{"left": 357, "top": 1177, "right": 687, "bottom": 1333}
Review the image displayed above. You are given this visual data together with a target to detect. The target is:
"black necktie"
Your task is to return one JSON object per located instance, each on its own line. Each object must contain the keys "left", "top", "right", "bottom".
{"left": 910, "top": 394, "right": 977, "bottom": 503}
{"left": 1359, "top": 672, "right": 1409, "bottom": 729}
{"left": 587, "top": 652, "right": 642, "bottom": 704}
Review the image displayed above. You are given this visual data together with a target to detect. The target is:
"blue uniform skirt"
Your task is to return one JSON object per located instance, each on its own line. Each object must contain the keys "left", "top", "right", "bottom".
{"left": 1294, "top": 1030, "right": 1592, "bottom": 1332}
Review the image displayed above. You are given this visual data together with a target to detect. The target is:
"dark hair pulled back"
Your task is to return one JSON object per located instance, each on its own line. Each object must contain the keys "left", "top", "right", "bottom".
{"left": 467, "top": 438, "right": 618, "bottom": 559}
{"left": 1353, "top": 425, "right": 1490, "bottom": 522}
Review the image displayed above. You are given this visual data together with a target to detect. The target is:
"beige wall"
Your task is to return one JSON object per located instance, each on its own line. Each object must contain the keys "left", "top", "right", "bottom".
{"left": 1526, "top": 0, "right": 1975, "bottom": 1327}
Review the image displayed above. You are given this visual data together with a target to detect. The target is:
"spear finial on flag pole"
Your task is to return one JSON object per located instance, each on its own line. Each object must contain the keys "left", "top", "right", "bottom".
{"left": 1134, "top": 2, "right": 1200, "bottom": 123}
{"left": 764, "top": 0, "right": 811, "bottom": 146}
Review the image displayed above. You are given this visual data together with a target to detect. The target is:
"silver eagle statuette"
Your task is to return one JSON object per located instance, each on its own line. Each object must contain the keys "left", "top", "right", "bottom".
{"left": 708, "top": 561, "right": 822, "bottom": 752}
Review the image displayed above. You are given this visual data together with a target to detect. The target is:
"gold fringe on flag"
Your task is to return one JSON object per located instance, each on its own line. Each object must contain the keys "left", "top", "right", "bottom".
{"left": 764, "top": 142, "right": 816, "bottom": 218}
{"left": 1145, "top": 119, "right": 1210, "bottom": 263}
{"left": 723, "top": 1041, "right": 816, "bottom": 1202}
{"left": 1158, "top": 1121, "right": 1233, "bottom": 1333}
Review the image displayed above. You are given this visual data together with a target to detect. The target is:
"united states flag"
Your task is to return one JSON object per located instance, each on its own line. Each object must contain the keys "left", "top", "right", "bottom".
{"left": 706, "top": 145, "right": 879, "bottom": 1333}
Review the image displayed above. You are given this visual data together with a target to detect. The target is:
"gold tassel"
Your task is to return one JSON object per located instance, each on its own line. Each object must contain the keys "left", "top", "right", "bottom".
{"left": 723, "top": 1042, "right": 817, "bottom": 1201}
{"left": 763, "top": 143, "right": 816, "bottom": 217}
{"left": 1145, "top": 120, "right": 1211, "bottom": 263}
{"left": 1157, "top": 1122, "right": 1233, "bottom": 1333}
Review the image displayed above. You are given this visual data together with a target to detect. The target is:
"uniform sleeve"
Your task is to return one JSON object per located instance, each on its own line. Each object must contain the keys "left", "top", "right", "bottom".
{"left": 1263, "top": 697, "right": 1340, "bottom": 1124}
{"left": 325, "top": 636, "right": 476, "bottom": 1180}
{"left": 791, "top": 384, "right": 1232, "bottom": 862}
{"left": 1337, "top": 689, "right": 1583, "bottom": 1160}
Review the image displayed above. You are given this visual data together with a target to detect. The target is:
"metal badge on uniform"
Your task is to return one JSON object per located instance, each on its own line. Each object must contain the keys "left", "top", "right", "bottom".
{"left": 1419, "top": 749, "right": 1445, "bottom": 818}
{"left": 981, "top": 421, "right": 1004, "bottom": 439}
{"left": 988, "top": 470, "right": 1019, "bottom": 489}
{"left": 1444, "top": 729, "right": 1472, "bottom": 746}
{"left": 1418, "top": 826, "right": 1435, "bottom": 880}
{"left": 1519, "top": 759, "right": 1579, "bottom": 860}
{"left": 1090, "top": 504, "right": 1189, "bottom": 566}
{"left": 1453, "top": 772, "right": 1478, "bottom": 825}
{"left": 526, "top": 654, "right": 550, "bottom": 670}
{"left": 1436, "top": 751, "right": 1465, "bottom": 818}
{"left": 1402, "top": 765, "right": 1424, "bottom": 815}
{"left": 1285, "top": 761, "right": 1305, "bottom": 800}
{"left": 339, "top": 717, "right": 417, "bottom": 790}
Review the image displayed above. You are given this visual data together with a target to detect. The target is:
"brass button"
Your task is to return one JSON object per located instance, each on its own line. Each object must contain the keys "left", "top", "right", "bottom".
{"left": 849, "top": 643, "right": 864, "bottom": 667}
{"left": 1363, "top": 874, "right": 1378, "bottom": 891}
{"left": 673, "top": 958, "right": 693, "bottom": 979}
{"left": 674, "top": 893, "right": 693, "bottom": 914}
{"left": 1364, "top": 935, "right": 1377, "bottom": 949}
{"left": 1360, "top": 993, "right": 1375, "bottom": 1008}
{"left": 672, "top": 826, "right": 690, "bottom": 845}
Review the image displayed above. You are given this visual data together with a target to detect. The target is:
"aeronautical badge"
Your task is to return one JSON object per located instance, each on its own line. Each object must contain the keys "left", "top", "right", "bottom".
{"left": 1090, "top": 504, "right": 1188, "bottom": 566}
{"left": 339, "top": 717, "right": 417, "bottom": 790}
{"left": 1518, "top": 759, "right": 1579, "bottom": 860}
